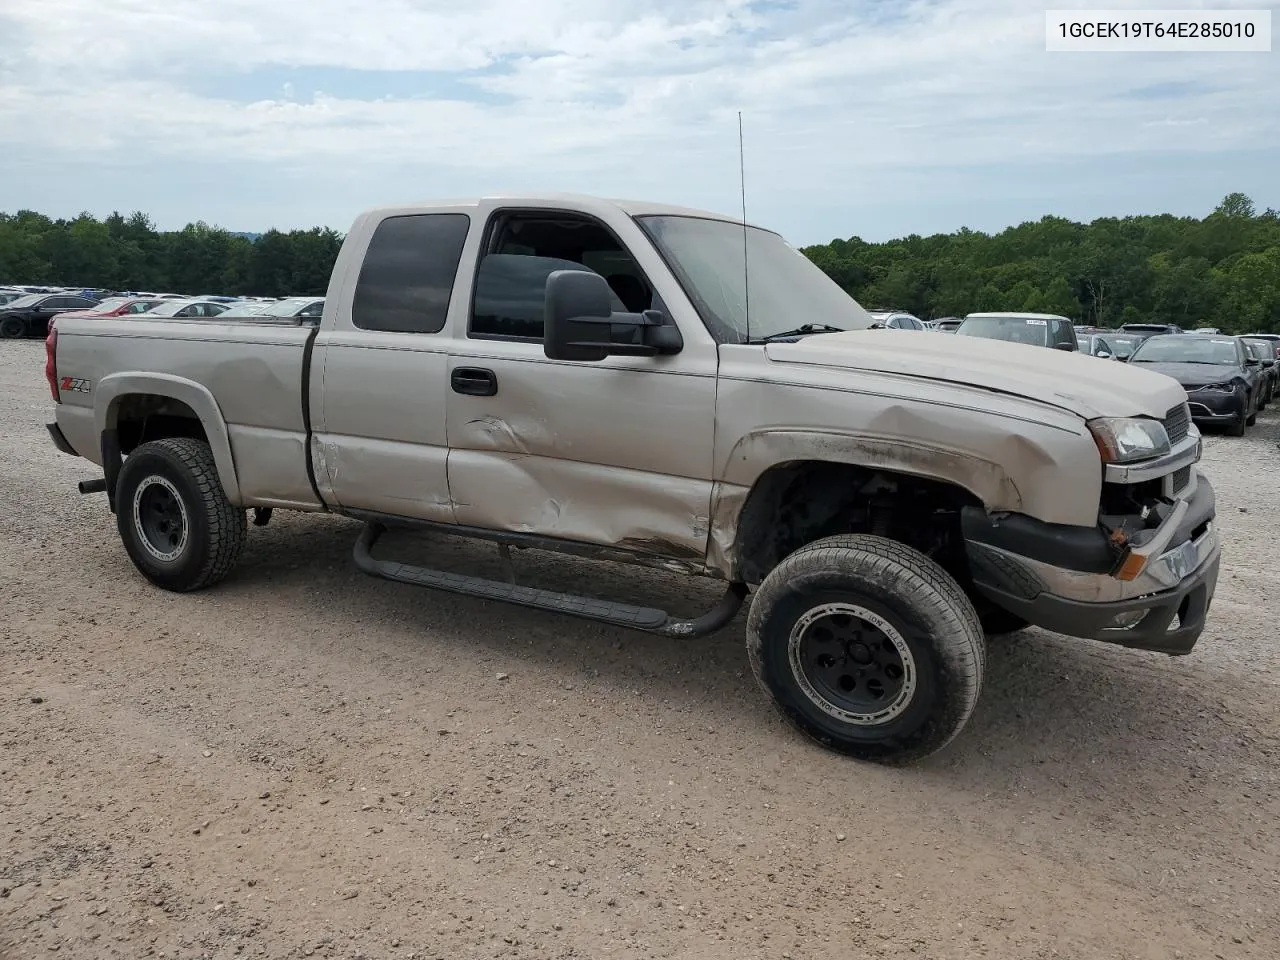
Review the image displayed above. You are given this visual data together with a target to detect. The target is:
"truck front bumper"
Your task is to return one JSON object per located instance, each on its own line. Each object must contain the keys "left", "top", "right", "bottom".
{"left": 962, "top": 474, "right": 1220, "bottom": 655}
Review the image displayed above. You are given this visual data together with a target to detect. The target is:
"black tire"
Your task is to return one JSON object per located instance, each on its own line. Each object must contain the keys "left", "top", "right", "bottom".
{"left": 0, "top": 315, "right": 26, "bottom": 339}
{"left": 1226, "top": 408, "right": 1246, "bottom": 436}
{"left": 1246, "top": 407, "right": 1257, "bottom": 427}
{"left": 746, "top": 534, "right": 985, "bottom": 765}
{"left": 115, "top": 437, "right": 246, "bottom": 591}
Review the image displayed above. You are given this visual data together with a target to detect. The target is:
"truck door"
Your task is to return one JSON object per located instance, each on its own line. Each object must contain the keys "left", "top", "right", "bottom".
{"left": 309, "top": 209, "right": 474, "bottom": 521}
{"left": 442, "top": 205, "right": 718, "bottom": 562}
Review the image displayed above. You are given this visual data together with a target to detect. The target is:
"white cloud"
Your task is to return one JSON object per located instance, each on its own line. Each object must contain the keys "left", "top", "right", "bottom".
{"left": 0, "top": 0, "right": 1277, "bottom": 240}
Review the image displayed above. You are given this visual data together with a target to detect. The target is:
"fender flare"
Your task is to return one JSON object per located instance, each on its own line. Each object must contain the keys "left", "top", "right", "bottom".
{"left": 95, "top": 372, "right": 242, "bottom": 505}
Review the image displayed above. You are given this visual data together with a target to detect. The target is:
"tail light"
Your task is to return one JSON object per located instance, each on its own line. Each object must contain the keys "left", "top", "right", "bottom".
{"left": 45, "top": 325, "right": 59, "bottom": 403}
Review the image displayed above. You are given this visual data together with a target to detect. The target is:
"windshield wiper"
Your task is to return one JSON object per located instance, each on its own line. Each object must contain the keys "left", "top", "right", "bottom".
{"left": 750, "top": 323, "right": 845, "bottom": 343}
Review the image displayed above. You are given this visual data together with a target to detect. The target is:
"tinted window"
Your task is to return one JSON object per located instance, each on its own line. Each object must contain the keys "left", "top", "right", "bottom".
{"left": 470, "top": 253, "right": 625, "bottom": 340}
{"left": 352, "top": 213, "right": 470, "bottom": 333}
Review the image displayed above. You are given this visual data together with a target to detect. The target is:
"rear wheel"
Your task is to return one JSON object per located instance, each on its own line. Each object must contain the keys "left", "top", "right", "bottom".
{"left": 746, "top": 534, "right": 985, "bottom": 765}
{"left": 0, "top": 315, "right": 26, "bottom": 338}
{"left": 115, "top": 437, "right": 246, "bottom": 591}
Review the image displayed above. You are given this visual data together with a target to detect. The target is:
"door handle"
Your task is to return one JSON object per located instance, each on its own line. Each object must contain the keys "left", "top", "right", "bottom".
{"left": 451, "top": 367, "right": 498, "bottom": 397}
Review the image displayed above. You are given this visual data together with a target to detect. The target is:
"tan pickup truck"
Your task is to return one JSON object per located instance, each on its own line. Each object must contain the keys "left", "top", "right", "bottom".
{"left": 44, "top": 193, "right": 1220, "bottom": 764}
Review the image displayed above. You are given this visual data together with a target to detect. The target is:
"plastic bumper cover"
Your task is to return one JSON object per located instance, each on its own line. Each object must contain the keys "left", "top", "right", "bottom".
{"left": 963, "top": 474, "right": 1219, "bottom": 655}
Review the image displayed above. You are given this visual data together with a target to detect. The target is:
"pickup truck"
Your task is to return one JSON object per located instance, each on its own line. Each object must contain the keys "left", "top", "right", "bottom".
{"left": 44, "top": 193, "right": 1221, "bottom": 764}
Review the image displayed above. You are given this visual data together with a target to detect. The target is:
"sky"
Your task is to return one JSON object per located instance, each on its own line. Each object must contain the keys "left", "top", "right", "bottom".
{"left": 0, "top": 0, "right": 1277, "bottom": 245}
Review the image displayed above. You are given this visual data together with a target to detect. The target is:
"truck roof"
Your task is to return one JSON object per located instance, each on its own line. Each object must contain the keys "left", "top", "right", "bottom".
{"left": 357, "top": 193, "right": 764, "bottom": 231}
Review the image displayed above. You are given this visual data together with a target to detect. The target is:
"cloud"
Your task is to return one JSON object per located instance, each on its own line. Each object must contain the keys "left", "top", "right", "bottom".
{"left": 0, "top": 0, "right": 1277, "bottom": 242}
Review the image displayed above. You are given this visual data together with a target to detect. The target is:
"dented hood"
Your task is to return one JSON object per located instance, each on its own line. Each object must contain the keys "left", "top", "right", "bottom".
{"left": 765, "top": 330, "right": 1188, "bottom": 420}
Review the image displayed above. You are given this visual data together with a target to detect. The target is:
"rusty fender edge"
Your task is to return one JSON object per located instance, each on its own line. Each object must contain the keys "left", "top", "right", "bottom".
{"left": 351, "top": 521, "right": 748, "bottom": 638}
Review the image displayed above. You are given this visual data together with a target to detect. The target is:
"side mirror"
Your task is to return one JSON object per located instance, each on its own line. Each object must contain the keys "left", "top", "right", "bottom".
{"left": 1097, "top": 350, "right": 1112, "bottom": 359}
{"left": 1053, "top": 342, "right": 1075, "bottom": 351}
{"left": 543, "top": 270, "right": 682, "bottom": 361}
{"left": 1246, "top": 358, "right": 1261, "bottom": 367}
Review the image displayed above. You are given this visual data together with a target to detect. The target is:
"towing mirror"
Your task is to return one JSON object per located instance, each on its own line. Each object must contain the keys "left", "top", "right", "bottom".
{"left": 543, "top": 269, "right": 682, "bottom": 361}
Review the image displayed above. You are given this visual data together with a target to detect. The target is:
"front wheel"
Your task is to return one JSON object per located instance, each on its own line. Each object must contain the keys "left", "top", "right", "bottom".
{"left": 746, "top": 534, "right": 985, "bottom": 765}
{"left": 115, "top": 437, "right": 247, "bottom": 591}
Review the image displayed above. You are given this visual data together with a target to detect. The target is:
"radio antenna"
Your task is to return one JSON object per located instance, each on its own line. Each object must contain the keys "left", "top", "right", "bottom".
{"left": 738, "top": 111, "right": 750, "bottom": 341}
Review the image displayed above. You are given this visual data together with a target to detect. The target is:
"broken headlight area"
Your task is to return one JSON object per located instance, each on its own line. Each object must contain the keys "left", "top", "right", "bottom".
{"left": 1098, "top": 477, "right": 1174, "bottom": 552}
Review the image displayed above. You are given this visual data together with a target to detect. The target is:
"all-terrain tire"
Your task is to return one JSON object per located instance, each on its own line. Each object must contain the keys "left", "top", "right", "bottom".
{"left": 746, "top": 534, "right": 985, "bottom": 765}
{"left": 115, "top": 437, "right": 247, "bottom": 591}
{"left": 0, "top": 315, "right": 27, "bottom": 339}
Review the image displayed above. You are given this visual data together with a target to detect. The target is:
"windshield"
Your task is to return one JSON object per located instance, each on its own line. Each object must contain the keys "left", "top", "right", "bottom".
{"left": 635, "top": 215, "right": 873, "bottom": 342}
{"left": 1242, "top": 340, "right": 1268, "bottom": 359}
{"left": 83, "top": 298, "right": 129, "bottom": 314}
{"left": 259, "top": 298, "right": 318, "bottom": 317}
{"left": 217, "top": 301, "right": 271, "bottom": 317}
{"left": 145, "top": 300, "right": 200, "bottom": 317}
{"left": 1130, "top": 336, "right": 1239, "bottom": 364}
{"left": 955, "top": 315, "right": 1050, "bottom": 346}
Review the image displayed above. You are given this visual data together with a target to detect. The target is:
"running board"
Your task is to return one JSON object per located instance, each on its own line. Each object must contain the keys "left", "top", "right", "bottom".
{"left": 353, "top": 522, "right": 746, "bottom": 638}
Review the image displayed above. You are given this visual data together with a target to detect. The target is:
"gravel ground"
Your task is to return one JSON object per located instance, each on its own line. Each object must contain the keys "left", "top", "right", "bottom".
{"left": 2, "top": 339, "right": 1278, "bottom": 960}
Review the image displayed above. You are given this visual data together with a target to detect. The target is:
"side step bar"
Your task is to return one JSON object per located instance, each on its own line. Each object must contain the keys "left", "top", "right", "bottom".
{"left": 352, "top": 522, "right": 747, "bottom": 638}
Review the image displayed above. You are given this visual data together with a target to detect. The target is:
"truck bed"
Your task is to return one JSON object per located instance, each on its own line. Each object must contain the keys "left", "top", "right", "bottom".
{"left": 51, "top": 315, "right": 323, "bottom": 511}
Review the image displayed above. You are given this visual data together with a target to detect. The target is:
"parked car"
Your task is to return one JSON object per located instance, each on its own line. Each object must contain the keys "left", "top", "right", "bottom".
{"left": 1127, "top": 334, "right": 1261, "bottom": 436}
{"left": 934, "top": 317, "right": 963, "bottom": 333}
{"left": 216, "top": 296, "right": 325, "bottom": 322}
{"left": 142, "top": 299, "right": 232, "bottom": 319}
{"left": 1243, "top": 333, "right": 1280, "bottom": 362}
{"left": 1118, "top": 323, "right": 1184, "bottom": 338}
{"left": 867, "top": 309, "right": 927, "bottom": 331}
{"left": 0, "top": 292, "right": 101, "bottom": 338}
{"left": 55, "top": 297, "right": 166, "bottom": 320}
{"left": 955, "top": 312, "right": 1078, "bottom": 350}
{"left": 1240, "top": 337, "right": 1276, "bottom": 408}
{"left": 45, "top": 193, "right": 1221, "bottom": 766}
{"left": 1081, "top": 332, "right": 1142, "bottom": 361}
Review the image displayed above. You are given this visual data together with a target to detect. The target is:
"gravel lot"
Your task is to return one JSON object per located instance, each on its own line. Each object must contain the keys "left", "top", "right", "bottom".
{"left": 2, "top": 339, "right": 1278, "bottom": 960}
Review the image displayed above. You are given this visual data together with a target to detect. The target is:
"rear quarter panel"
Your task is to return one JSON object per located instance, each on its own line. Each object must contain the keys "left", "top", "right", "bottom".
{"left": 52, "top": 316, "right": 318, "bottom": 509}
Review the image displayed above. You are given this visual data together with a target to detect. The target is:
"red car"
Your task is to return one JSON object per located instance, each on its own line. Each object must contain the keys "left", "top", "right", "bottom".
{"left": 55, "top": 297, "right": 164, "bottom": 320}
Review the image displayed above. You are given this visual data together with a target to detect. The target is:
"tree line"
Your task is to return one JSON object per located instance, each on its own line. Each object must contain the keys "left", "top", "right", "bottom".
{"left": 2, "top": 193, "right": 1277, "bottom": 333}
{"left": 803, "top": 193, "right": 1280, "bottom": 334}
{"left": 0, "top": 211, "right": 341, "bottom": 297}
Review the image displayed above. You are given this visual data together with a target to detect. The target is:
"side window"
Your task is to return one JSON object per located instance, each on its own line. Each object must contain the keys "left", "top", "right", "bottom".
{"left": 352, "top": 213, "right": 470, "bottom": 334}
{"left": 469, "top": 212, "right": 650, "bottom": 341}
{"left": 298, "top": 301, "right": 323, "bottom": 318}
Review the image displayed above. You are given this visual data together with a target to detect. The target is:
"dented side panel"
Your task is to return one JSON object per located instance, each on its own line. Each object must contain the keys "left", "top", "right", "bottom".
{"left": 444, "top": 340, "right": 718, "bottom": 559}
{"left": 709, "top": 346, "right": 1102, "bottom": 572}
{"left": 310, "top": 337, "right": 454, "bottom": 523}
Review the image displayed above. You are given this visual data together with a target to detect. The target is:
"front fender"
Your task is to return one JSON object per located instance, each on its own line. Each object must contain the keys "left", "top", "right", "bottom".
{"left": 95, "top": 372, "right": 242, "bottom": 505}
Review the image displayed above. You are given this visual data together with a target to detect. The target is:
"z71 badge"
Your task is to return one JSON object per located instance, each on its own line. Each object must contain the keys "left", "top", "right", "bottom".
{"left": 60, "top": 377, "right": 91, "bottom": 394}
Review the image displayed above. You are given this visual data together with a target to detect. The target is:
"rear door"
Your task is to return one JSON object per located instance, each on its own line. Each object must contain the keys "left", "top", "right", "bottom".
{"left": 310, "top": 208, "right": 474, "bottom": 521}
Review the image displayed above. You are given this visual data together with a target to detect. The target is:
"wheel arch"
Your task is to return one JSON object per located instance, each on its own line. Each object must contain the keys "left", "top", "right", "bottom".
{"left": 709, "top": 432, "right": 1017, "bottom": 583}
{"left": 95, "top": 373, "right": 241, "bottom": 508}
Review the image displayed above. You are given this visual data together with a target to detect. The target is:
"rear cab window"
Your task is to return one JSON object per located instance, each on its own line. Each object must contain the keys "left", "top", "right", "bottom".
{"left": 352, "top": 213, "right": 472, "bottom": 334}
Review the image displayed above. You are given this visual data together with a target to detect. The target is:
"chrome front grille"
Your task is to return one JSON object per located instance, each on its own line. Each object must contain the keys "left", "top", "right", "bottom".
{"left": 1162, "top": 403, "right": 1190, "bottom": 445}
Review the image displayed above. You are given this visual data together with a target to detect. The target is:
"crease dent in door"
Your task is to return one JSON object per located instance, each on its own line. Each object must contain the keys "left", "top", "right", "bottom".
{"left": 448, "top": 448, "right": 710, "bottom": 571}
{"left": 460, "top": 413, "right": 555, "bottom": 454}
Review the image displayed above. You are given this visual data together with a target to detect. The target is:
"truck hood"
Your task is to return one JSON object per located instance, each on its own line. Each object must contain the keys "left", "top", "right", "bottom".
{"left": 764, "top": 330, "right": 1188, "bottom": 420}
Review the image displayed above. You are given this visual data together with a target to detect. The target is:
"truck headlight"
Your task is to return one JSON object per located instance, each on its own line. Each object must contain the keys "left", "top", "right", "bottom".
{"left": 1089, "top": 417, "right": 1171, "bottom": 463}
